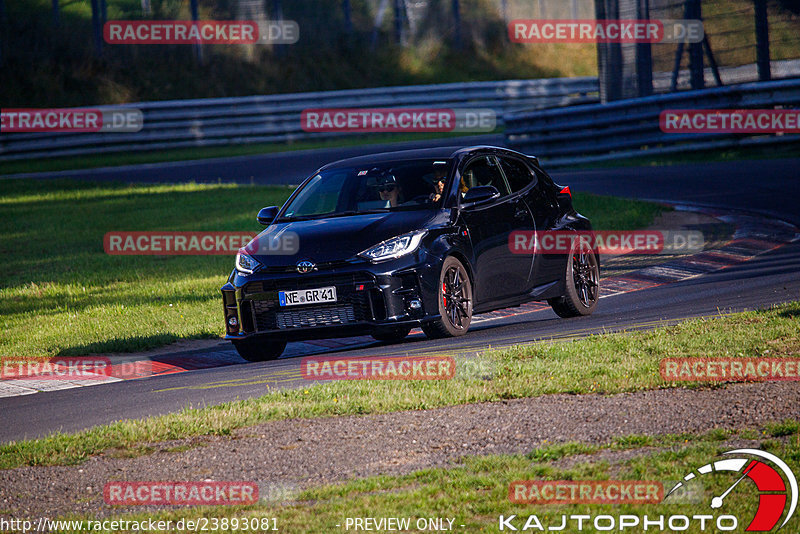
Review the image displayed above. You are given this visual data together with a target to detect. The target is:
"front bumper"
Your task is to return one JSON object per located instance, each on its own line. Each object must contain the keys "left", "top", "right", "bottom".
{"left": 221, "top": 253, "right": 443, "bottom": 341}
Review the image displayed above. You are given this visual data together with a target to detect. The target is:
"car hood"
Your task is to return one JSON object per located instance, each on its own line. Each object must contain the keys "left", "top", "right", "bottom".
{"left": 244, "top": 210, "right": 442, "bottom": 266}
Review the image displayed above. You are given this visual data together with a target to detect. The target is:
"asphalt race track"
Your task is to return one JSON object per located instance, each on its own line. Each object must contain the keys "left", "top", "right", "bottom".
{"left": 1, "top": 143, "right": 799, "bottom": 444}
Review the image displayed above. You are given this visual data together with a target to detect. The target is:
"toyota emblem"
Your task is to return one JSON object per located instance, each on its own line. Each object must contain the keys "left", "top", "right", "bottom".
{"left": 296, "top": 260, "right": 316, "bottom": 274}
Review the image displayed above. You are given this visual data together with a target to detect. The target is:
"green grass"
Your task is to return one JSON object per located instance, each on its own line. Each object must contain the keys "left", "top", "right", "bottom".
{"left": 1, "top": 302, "right": 797, "bottom": 469}
{"left": 44, "top": 423, "right": 800, "bottom": 533}
{"left": 0, "top": 180, "right": 293, "bottom": 358}
{"left": 0, "top": 178, "right": 665, "bottom": 360}
{"left": 565, "top": 142, "right": 800, "bottom": 170}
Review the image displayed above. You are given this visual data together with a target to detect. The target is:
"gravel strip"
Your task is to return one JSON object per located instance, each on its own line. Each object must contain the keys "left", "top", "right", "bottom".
{"left": 1, "top": 381, "right": 798, "bottom": 518}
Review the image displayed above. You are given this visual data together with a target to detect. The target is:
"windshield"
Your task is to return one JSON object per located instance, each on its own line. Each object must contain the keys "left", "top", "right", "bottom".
{"left": 280, "top": 159, "right": 452, "bottom": 220}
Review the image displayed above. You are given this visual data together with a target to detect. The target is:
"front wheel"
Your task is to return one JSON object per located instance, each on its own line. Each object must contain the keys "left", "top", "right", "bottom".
{"left": 232, "top": 337, "right": 287, "bottom": 362}
{"left": 548, "top": 241, "right": 599, "bottom": 318}
{"left": 422, "top": 256, "right": 473, "bottom": 339}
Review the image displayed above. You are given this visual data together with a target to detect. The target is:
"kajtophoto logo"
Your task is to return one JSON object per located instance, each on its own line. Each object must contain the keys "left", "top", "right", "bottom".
{"left": 665, "top": 449, "right": 798, "bottom": 531}
{"left": 499, "top": 450, "right": 797, "bottom": 531}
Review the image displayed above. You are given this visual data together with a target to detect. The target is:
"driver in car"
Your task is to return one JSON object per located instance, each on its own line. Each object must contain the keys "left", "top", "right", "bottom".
{"left": 376, "top": 174, "right": 402, "bottom": 207}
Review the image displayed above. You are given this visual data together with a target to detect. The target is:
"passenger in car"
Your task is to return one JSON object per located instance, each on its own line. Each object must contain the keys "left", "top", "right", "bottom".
{"left": 428, "top": 168, "right": 447, "bottom": 203}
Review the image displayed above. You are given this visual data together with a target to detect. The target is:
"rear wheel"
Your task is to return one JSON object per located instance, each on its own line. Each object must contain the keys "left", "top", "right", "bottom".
{"left": 548, "top": 240, "right": 599, "bottom": 317}
{"left": 232, "top": 337, "right": 287, "bottom": 362}
{"left": 371, "top": 326, "right": 412, "bottom": 342}
{"left": 422, "top": 256, "right": 473, "bottom": 339}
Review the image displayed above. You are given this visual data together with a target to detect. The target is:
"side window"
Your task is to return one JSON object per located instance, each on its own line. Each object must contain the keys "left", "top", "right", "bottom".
{"left": 499, "top": 157, "right": 536, "bottom": 193}
{"left": 461, "top": 156, "right": 510, "bottom": 198}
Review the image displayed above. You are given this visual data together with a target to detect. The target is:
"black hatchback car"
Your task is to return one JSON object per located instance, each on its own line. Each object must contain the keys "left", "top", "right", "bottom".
{"left": 221, "top": 146, "right": 599, "bottom": 361}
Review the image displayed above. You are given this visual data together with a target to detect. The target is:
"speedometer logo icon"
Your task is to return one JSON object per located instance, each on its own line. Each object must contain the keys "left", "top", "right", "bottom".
{"left": 665, "top": 449, "right": 798, "bottom": 531}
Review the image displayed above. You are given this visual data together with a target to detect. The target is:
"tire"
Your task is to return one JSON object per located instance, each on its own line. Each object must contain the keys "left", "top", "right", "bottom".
{"left": 371, "top": 326, "right": 412, "bottom": 342}
{"left": 422, "top": 256, "right": 473, "bottom": 339}
{"left": 232, "top": 337, "right": 287, "bottom": 362}
{"left": 548, "top": 240, "right": 599, "bottom": 318}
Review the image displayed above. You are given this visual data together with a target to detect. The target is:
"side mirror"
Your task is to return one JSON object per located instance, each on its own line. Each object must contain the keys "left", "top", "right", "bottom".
{"left": 462, "top": 185, "right": 501, "bottom": 207}
{"left": 257, "top": 206, "right": 279, "bottom": 225}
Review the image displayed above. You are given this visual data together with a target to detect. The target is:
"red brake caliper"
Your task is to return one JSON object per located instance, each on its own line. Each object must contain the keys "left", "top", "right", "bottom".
{"left": 442, "top": 282, "right": 447, "bottom": 307}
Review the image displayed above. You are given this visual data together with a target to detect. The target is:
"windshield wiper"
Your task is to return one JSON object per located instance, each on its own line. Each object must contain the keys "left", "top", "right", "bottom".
{"left": 327, "top": 211, "right": 359, "bottom": 218}
{"left": 326, "top": 209, "right": 390, "bottom": 218}
{"left": 355, "top": 208, "right": 390, "bottom": 214}
{"left": 279, "top": 209, "right": 390, "bottom": 222}
{"left": 276, "top": 214, "right": 321, "bottom": 222}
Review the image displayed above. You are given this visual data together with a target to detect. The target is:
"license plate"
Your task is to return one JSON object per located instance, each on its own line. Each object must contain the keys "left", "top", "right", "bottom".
{"left": 278, "top": 286, "right": 337, "bottom": 307}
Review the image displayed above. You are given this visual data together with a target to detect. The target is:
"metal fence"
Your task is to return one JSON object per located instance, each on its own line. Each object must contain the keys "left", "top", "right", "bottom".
{"left": 650, "top": 0, "right": 800, "bottom": 87}
{"left": 593, "top": 0, "right": 800, "bottom": 100}
{"left": 0, "top": 77, "right": 598, "bottom": 162}
{"left": 505, "top": 77, "right": 800, "bottom": 167}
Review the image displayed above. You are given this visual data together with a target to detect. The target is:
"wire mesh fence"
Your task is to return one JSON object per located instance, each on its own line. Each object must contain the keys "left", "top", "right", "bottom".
{"left": 311, "top": 0, "right": 800, "bottom": 99}
{"left": 650, "top": 0, "right": 800, "bottom": 90}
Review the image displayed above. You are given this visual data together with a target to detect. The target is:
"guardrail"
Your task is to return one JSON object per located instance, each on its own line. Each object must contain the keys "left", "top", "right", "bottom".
{"left": 506, "top": 78, "right": 800, "bottom": 167}
{"left": 0, "top": 78, "right": 599, "bottom": 162}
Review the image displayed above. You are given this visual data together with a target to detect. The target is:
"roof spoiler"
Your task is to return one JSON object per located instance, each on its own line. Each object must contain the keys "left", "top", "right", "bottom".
{"left": 525, "top": 154, "right": 540, "bottom": 167}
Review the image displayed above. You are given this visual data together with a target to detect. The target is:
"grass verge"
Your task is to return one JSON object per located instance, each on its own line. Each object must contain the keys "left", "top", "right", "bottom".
{"left": 564, "top": 142, "right": 800, "bottom": 170}
{"left": 0, "top": 301, "right": 797, "bottom": 469}
{"left": 0, "top": 179, "right": 665, "bottom": 360}
{"left": 48, "top": 423, "right": 800, "bottom": 533}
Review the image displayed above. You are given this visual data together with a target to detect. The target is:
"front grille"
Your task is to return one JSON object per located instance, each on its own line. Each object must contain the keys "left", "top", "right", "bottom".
{"left": 247, "top": 272, "right": 378, "bottom": 331}
{"left": 245, "top": 272, "right": 373, "bottom": 293}
{"left": 258, "top": 260, "right": 354, "bottom": 275}
{"left": 275, "top": 305, "right": 356, "bottom": 329}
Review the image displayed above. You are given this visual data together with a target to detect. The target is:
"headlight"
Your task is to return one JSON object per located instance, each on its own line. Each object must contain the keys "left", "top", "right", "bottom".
{"left": 235, "top": 249, "right": 261, "bottom": 274}
{"left": 358, "top": 231, "right": 426, "bottom": 263}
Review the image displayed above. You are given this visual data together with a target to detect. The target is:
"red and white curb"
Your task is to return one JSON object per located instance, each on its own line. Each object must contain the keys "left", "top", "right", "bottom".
{"left": 0, "top": 376, "right": 123, "bottom": 398}
{"left": 1, "top": 205, "right": 797, "bottom": 399}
